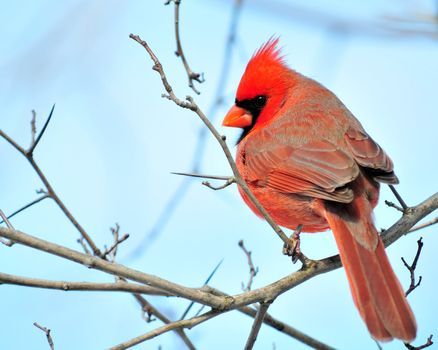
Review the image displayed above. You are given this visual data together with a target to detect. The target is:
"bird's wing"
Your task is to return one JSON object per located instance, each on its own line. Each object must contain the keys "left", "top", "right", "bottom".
{"left": 245, "top": 139, "right": 360, "bottom": 203}
{"left": 344, "top": 127, "right": 398, "bottom": 184}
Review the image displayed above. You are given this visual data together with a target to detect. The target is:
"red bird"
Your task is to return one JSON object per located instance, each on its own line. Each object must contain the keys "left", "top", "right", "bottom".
{"left": 222, "top": 38, "right": 416, "bottom": 342}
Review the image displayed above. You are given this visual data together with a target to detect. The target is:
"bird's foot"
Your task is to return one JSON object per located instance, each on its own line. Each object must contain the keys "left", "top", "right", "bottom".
{"left": 282, "top": 224, "right": 303, "bottom": 264}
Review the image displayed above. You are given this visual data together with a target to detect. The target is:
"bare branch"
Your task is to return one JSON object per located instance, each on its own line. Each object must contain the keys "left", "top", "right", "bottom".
{"left": 0, "top": 194, "right": 50, "bottom": 225}
{"left": 405, "top": 335, "right": 434, "bottom": 350}
{"left": 30, "top": 109, "right": 37, "bottom": 146}
{"left": 1, "top": 190, "right": 436, "bottom": 315}
{"left": 202, "top": 177, "right": 235, "bottom": 190}
{"left": 33, "top": 322, "right": 55, "bottom": 350}
{"left": 0, "top": 272, "right": 172, "bottom": 296}
{"left": 238, "top": 240, "right": 258, "bottom": 291}
{"left": 389, "top": 184, "right": 408, "bottom": 211}
{"left": 165, "top": 0, "right": 204, "bottom": 94}
{"left": 126, "top": 0, "right": 244, "bottom": 259}
{"left": 129, "top": 33, "right": 292, "bottom": 250}
{"left": 171, "top": 172, "right": 232, "bottom": 181}
{"left": 402, "top": 238, "right": 424, "bottom": 296}
{"left": 0, "top": 209, "right": 15, "bottom": 247}
{"left": 408, "top": 216, "right": 438, "bottom": 233}
{"left": 108, "top": 309, "right": 220, "bottom": 350}
{"left": 0, "top": 110, "right": 101, "bottom": 256}
{"left": 202, "top": 286, "right": 336, "bottom": 350}
{"left": 385, "top": 200, "right": 404, "bottom": 213}
{"left": 133, "top": 294, "right": 196, "bottom": 350}
{"left": 28, "top": 104, "right": 55, "bottom": 155}
{"left": 102, "top": 224, "right": 129, "bottom": 261}
{"left": 180, "top": 259, "right": 223, "bottom": 320}
{"left": 244, "top": 301, "right": 272, "bottom": 350}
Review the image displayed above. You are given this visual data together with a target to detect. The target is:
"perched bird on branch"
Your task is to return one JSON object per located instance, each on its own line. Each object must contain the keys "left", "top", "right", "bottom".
{"left": 222, "top": 38, "right": 416, "bottom": 342}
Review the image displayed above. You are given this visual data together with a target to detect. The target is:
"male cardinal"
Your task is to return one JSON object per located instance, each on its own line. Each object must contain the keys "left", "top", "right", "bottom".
{"left": 222, "top": 38, "right": 416, "bottom": 342}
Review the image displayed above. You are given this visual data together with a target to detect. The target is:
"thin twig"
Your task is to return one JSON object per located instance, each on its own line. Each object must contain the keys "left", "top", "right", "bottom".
{"left": 0, "top": 194, "right": 50, "bottom": 225}
{"left": 202, "top": 177, "right": 236, "bottom": 190}
{"left": 408, "top": 216, "right": 438, "bottom": 233}
{"left": 108, "top": 309, "right": 220, "bottom": 350}
{"left": 402, "top": 238, "right": 424, "bottom": 296}
{"left": 404, "top": 335, "right": 434, "bottom": 350}
{"left": 27, "top": 104, "right": 55, "bottom": 156}
{"left": 126, "top": 0, "right": 244, "bottom": 259}
{"left": 180, "top": 259, "right": 223, "bottom": 320}
{"left": 133, "top": 294, "right": 196, "bottom": 350}
{"left": 77, "top": 237, "right": 91, "bottom": 255}
{"left": 238, "top": 240, "right": 258, "bottom": 291}
{"left": 102, "top": 225, "right": 129, "bottom": 261}
{"left": 129, "top": 33, "right": 292, "bottom": 250}
{"left": 171, "top": 172, "right": 232, "bottom": 180}
{"left": 0, "top": 209, "right": 15, "bottom": 246}
{"left": 33, "top": 322, "right": 55, "bottom": 350}
{"left": 389, "top": 184, "right": 408, "bottom": 210}
{"left": 385, "top": 200, "right": 404, "bottom": 213}
{"left": 165, "top": 0, "right": 204, "bottom": 94}
{"left": 30, "top": 110, "right": 37, "bottom": 146}
{"left": 0, "top": 110, "right": 102, "bottom": 256}
{"left": 244, "top": 302, "right": 272, "bottom": 350}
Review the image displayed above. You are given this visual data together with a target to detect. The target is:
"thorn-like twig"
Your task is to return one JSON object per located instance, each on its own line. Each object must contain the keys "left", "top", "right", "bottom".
{"left": 0, "top": 194, "right": 50, "bottom": 225}
{"left": 238, "top": 240, "right": 258, "bottom": 291}
{"left": 165, "top": 0, "right": 205, "bottom": 94}
{"left": 402, "top": 237, "right": 424, "bottom": 296}
{"left": 389, "top": 184, "right": 408, "bottom": 211}
{"left": 404, "top": 334, "right": 433, "bottom": 350}
{"left": 27, "top": 104, "right": 55, "bottom": 156}
{"left": 33, "top": 322, "right": 55, "bottom": 350}
{"left": 171, "top": 172, "right": 232, "bottom": 181}
{"left": 180, "top": 259, "right": 223, "bottom": 320}
{"left": 0, "top": 105, "right": 102, "bottom": 257}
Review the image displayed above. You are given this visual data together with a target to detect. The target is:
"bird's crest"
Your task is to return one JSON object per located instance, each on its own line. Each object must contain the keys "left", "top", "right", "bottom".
{"left": 236, "top": 37, "right": 290, "bottom": 102}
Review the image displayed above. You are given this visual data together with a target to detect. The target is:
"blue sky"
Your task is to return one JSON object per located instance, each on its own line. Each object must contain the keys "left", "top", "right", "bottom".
{"left": 1, "top": 1, "right": 438, "bottom": 349}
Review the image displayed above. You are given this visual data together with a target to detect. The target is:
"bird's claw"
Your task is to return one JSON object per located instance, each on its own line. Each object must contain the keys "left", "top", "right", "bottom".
{"left": 282, "top": 224, "right": 303, "bottom": 264}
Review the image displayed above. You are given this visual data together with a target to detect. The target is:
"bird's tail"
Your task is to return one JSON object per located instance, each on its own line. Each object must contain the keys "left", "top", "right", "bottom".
{"left": 324, "top": 195, "right": 416, "bottom": 342}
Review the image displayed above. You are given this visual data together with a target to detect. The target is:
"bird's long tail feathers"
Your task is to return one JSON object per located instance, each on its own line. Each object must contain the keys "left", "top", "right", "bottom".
{"left": 324, "top": 196, "right": 417, "bottom": 342}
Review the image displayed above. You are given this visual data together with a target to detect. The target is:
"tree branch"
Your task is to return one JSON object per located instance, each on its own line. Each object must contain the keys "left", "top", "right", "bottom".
{"left": 109, "top": 309, "right": 221, "bottom": 350}
{"left": 0, "top": 194, "right": 50, "bottom": 224}
{"left": 244, "top": 301, "right": 272, "bottom": 350}
{"left": 0, "top": 272, "right": 172, "bottom": 296}
{"left": 239, "top": 240, "right": 258, "bottom": 291}
{"left": 402, "top": 238, "right": 424, "bottom": 296}
{"left": 132, "top": 294, "right": 196, "bottom": 350}
{"left": 129, "top": 33, "right": 293, "bottom": 251}
{"left": 33, "top": 322, "right": 55, "bottom": 350}
{"left": 165, "top": 0, "right": 204, "bottom": 94}
{"left": 1, "top": 190, "right": 436, "bottom": 315}
{"left": 0, "top": 110, "right": 101, "bottom": 256}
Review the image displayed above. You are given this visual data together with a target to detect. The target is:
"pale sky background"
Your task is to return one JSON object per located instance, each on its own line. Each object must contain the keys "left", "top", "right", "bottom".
{"left": 1, "top": 1, "right": 438, "bottom": 349}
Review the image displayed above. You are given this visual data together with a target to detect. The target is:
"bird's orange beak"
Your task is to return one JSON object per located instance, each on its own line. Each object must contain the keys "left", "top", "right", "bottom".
{"left": 222, "top": 105, "right": 252, "bottom": 128}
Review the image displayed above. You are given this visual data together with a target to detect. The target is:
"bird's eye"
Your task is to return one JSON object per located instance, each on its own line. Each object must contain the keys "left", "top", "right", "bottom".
{"left": 254, "top": 95, "right": 267, "bottom": 108}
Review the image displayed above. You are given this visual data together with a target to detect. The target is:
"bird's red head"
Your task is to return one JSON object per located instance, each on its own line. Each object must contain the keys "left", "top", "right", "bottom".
{"left": 222, "top": 38, "right": 294, "bottom": 140}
